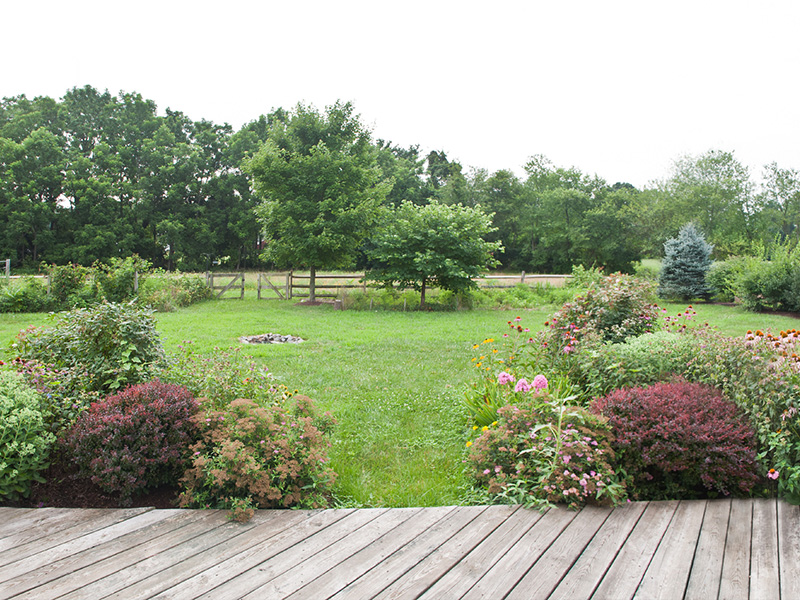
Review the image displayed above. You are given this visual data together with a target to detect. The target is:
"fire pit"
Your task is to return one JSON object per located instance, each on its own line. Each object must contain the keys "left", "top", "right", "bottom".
{"left": 238, "top": 333, "right": 305, "bottom": 344}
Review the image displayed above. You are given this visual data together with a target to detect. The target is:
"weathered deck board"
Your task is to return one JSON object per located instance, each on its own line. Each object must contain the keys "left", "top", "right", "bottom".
{"left": 778, "top": 500, "right": 800, "bottom": 600}
{"left": 635, "top": 499, "right": 707, "bottom": 600}
{"left": 0, "top": 499, "right": 793, "bottom": 599}
{"left": 751, "top": 498, "right": 781, "bottom": 600}
{"left": 684, "top": 498, "right": 731, "bottom": 600}
{"left": 591, "top": 500, "right": 679, "bottom": 599}
{"left": 718, "top": 498, "right": 753, "bottom": 600}
{"left": 549, "top": 501, "right": 647, "bottom": 600}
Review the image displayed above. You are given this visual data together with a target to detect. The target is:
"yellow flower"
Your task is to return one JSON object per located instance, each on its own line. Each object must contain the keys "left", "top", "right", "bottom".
{"left": 476, "top": 362, "right": 483, "bottom": 367}
{"left": 492, "top": 421, "right": 498, "bottom": 426}
{"left": 483, "top": 338, "right": 495, "bottom": 344}
{"left": 492, "top": 349, "right": 499, "bottom": 353}
{"left": 466, "top": 440, "right": 473, "bottom": 447}
{"left": 481, "top": 426, "right": 489, "bottom": 431}
{"left": 472, "top": 344, "right": 480, "bottom": 349}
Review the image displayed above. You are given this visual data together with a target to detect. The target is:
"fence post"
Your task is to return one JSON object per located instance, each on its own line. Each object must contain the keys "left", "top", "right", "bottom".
{"left": 134, "top": 271, "right": 139, "bottom": 293}
{"left": 521, "top": 271, "right": 526, "bottom": 284}
{"left": 287, "top": 271, "right": 292, "bottom": 299}
{"left": 240, "top": 273, "right": 245, "bottom": 299}
{"left": 4, "top": 259, "right": 9, "bottom": 281}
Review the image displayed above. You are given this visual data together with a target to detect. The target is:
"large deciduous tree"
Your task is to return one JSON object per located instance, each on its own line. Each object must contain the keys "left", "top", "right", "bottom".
{"left": 365, "top": 200, "right": 502, "bottom": 308}
{"left": 245, "top": 101, "right": 390, "bottom": 301}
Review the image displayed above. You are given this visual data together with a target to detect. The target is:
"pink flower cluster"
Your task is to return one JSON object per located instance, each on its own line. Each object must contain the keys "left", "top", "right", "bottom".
{"left": 497, "top": 371, "right": 515, "bottom": 385}
{"left": 497, "top": 372, "right": 548, "bottom": 393}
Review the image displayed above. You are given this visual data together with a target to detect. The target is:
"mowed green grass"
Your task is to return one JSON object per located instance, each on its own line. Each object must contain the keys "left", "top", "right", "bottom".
{"left": 155, "top": 299, "right": 540, "bottom": 507}
{"left": 1, "top": 298, "right": 799, "bottom": 507}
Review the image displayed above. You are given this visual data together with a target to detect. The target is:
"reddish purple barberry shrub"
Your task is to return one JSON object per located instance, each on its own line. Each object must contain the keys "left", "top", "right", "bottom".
{"left": 60, "top": 380, "right": 200, "bottom": 504}
{"left": 591, "top": 379, "right": 760, "bottom": 500}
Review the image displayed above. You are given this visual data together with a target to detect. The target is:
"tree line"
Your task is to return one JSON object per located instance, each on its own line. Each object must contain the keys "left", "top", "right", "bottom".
{"left": 2, "top": 86, "right": 799, "bottom": 274}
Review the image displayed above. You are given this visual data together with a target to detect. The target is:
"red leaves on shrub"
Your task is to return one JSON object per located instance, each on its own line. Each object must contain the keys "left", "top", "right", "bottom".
{"left": 591, "top": 379, "right": 760, "bottom": 499}
{"left": 60, "top": 380, "right": 200, "bottom": 504}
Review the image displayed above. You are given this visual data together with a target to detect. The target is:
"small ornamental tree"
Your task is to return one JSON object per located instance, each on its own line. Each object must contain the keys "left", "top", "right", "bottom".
{"left": 245, "top": 101, "right": 390, "bottom": 302}
{"left": 365, "top": 200, "right": 502, "bottom": 308}
{"left": 658, "top": 222, "right": 713, "bottom": 300}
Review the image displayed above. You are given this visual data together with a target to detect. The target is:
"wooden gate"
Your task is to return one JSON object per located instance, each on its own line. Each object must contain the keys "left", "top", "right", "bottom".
{"left": 257, "top": 272, "right": 290, "bottom": 299}
{"left": 207, "top": 272, "right": 245, "bottom": 299}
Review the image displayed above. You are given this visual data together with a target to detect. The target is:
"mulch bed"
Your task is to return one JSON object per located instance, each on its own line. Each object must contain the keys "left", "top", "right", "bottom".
{"left": 6, "top": 455, "right": 180, "bottom": 509}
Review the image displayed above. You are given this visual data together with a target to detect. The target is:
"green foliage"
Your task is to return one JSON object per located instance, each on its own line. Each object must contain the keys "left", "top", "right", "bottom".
{"left": 680, "top": 327, "right": 800, "bottom": 503}
{"left": 466, "top": 393, "right": 626, "bottom": 509}
{"left": 179, "top": 395, "right": 337, "bottom": 520}
{"left": 658, "top": 150, "right": 754, "bottom": 256}
{"left": 470, "top": 283, "right": 574, "bottom": 309}
{"left": 734, "top": 241, "right": 800, "bottom": 312}
{"left": 246, "top": 101, "right": 389, "bottom": 300}
{"left": 137, "top": 271, "right": 211, "bottom": 312}
{"left": 13, "top": 302, "right": 166, "bottom": 393}
{"left": 565, "top": 264, "right": 606, "bottom": 289}
{"left": 365, "top": 200, "right": 502, "bottom": 307}
{"left": 94, "top": 256, "right": 150, "bottom": 303}
{"left": 0, "top": 370, "right": 55, "bottom": 500}
{"left": 162, "top": 343, "right": 291, "bottom": 410}
{"left": 591, "top": 379, "right": 760, "bottom": 500}
{"left": 575, "top": 330, "right": 697, "bottom": 399}
{"left": 60, "top": 380, "right": 200, "bottom": 504}
{"left": 545, "top": 273, "right": 660, "bottom": 349}
{"left": 0, "top": 278, "right": 51, "bottom": 313}
{"left": 658, "top": 223, "right": 714, "bottom": 300}
{"left": 706, "top": 256, "right": 752, "bottom": 302}
{"left": 47, "top": 263, "right": 89, "bottom": 307}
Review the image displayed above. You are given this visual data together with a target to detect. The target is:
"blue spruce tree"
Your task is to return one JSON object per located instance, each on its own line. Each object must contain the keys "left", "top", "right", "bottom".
{"left": 658, "top": 223, "right": 714, "bottom": 300}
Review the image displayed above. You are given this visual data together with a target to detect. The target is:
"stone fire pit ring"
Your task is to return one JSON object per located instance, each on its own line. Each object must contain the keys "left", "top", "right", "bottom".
{"left": 239, "top": 333, "right": 305, "bottom": 344}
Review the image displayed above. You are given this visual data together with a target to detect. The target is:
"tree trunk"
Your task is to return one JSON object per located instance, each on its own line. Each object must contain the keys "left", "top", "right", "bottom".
{"left": 309, "top": 266, "right": 316, "bottom": 302}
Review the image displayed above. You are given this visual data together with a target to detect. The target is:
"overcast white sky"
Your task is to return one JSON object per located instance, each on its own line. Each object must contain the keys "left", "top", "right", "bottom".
{"left": 5, "top": 0, "right": 799, "bottom": 188}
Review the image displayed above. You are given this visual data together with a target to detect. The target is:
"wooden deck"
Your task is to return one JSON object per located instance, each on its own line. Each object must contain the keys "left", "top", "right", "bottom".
{"left": 0, "top": 498, "right": 796, "bottom": 599}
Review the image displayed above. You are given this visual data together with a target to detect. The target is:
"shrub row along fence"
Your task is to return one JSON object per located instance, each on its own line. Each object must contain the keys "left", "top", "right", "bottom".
{"left": 209, "top": 271, "right": 571, "bottom": 300}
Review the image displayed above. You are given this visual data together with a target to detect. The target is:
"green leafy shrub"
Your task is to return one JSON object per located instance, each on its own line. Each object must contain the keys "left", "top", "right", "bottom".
{"left": 706, "top": 256, "right": 752, "bottom": 303}
{"left": 679, "top": 327, "right": 800, "bottom": 502}
{"left": 546, "top": 273, "right": 660, "bottom": 347}
{"left": 466, "top": 393, "right": 626, "bottom": 509}
{"left": 591, "top": 379, "right": 760, "bottom": 500}
{"left": 13, "top": 302, "right": 166, "bottom": 393}
{"left": 0, "top": 278, "right": 52, "bottom": 313}
{"left": 94, "top": 256, "right": 150, "bottom": 303}
{"left": 575, "top": 330, "right": 698, "bottom": 399}
{"left": 633, "top": 261, "right": 660, "bottom": 282}
{"left": 60, "top": 380, "right": 200, "bottom": 504}
{"left": 179, "top": 395, "right": 337, "bottom": 521}
{"left": 0, "top": 370, "right": 56, "bottom": 500}
{"left": 47, "top": 263, "right": 89, "bottom": 307}
{"left": 468, "top": 283, "right": 574, "bottom": 310}
{"left": 565, "top": 264, "right": 605, "bottom": 289}
{"left": 137, "top": 270, "right": 211, "bottom": 312}
{"left": 733, "top": 242, "right": 800, "bottom": 312}
{"left": 163, "top": 343, "right": 291, "bottom": 410}
{"left": 657, "top": 222, "right": 713, "bottom": 301}
{"left": 11, "top": 358, "right": 97, "bottom": 431}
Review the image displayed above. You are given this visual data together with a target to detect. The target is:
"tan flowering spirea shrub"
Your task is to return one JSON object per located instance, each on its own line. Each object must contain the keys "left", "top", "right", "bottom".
{"left": 179, "top": 395, "right": 336, "bottom": 520}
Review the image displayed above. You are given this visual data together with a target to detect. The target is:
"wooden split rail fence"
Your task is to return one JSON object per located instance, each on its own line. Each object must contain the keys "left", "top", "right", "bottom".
{"left": 207, "top": 271, "right": 572, "bottom": 300}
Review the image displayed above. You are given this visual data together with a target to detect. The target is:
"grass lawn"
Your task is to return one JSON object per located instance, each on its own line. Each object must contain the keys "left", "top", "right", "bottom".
{"left": 2, "top": 298, "right": 799, "bottom": 507}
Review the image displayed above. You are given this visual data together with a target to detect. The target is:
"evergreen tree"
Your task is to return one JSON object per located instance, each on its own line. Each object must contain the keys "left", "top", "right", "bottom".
{"left": 658, "top": 222, "right": 714, "bottom": 300}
